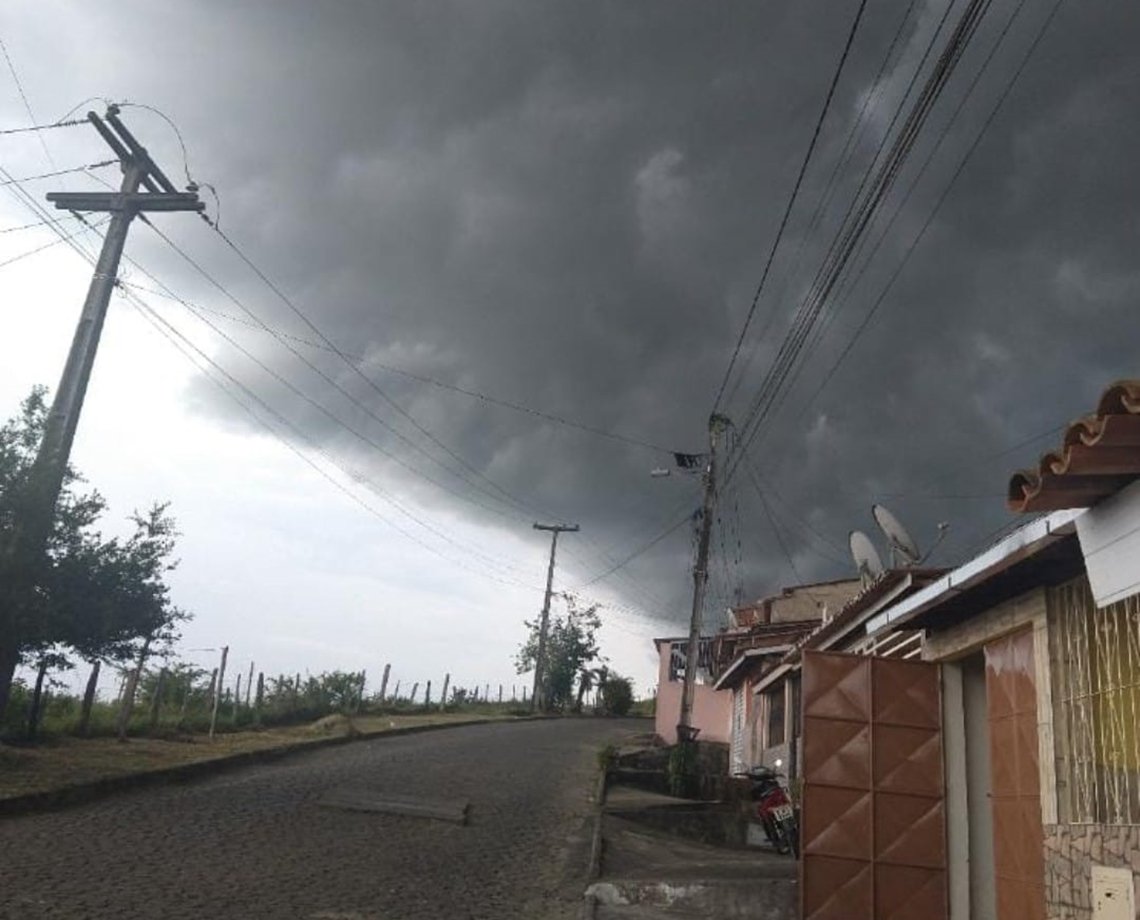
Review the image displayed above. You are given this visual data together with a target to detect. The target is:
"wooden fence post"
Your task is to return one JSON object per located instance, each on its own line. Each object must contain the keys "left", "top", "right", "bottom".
{"left": 440, "top": 673, "right": 450, "bottom": 710}
{"left": 209, "top": 646, "right": 228, "bottom": 741}
{"left": 245, "top": 661, "right": 254, "bottom": 707}
{"left": 393, "top": 680, "right": 401, "bottom": 700}
{"left": 498, "top": 684, "right": 502, "bottom": 703}
{"left": 410, "top": 682, "right": 419, "bottom": 704}
{"left": 379, "top": 664, "right": 391, "bottom": 703}
{"left": 256, "top": 672, "right": 265, "bottom": 710}
{"left": 233, "top": 673, "right": 242, "bottom": 721}
{"left": 424, "top": 680, "right": 432, "bottom": 708}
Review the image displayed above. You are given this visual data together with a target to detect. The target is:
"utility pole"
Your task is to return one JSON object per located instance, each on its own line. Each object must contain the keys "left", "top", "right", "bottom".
{"left": 531, "top": 522, "right": 580, "bottom": 712}
{"left": 5, "top": 107, "right": 203, "bottom": 569}
{"left": 677, "top": 413, "right": 730, "bottom": 742}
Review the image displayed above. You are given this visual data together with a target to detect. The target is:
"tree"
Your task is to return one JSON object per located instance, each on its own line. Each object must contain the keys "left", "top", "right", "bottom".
{"left": 599, "top": 674, "right": 634, "bottom": 716}
{"left": 516, "top": 594, "right": 602, "bottom": 712}
{"left": 0, "top": 389, "right": 189, "bottom": 724}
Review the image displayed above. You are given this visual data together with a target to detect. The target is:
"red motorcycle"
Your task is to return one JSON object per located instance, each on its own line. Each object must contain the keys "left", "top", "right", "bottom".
{"left": 738, "top": 764, "right": 799, "bottom": 856}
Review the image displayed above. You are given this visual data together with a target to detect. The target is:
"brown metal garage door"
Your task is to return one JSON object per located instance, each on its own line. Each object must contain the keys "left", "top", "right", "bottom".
{"left": 800, "top": 650, "right": 946, "bottom": 920}
{"left": 985, "top": 629, "right": 1045, "bottom": 920}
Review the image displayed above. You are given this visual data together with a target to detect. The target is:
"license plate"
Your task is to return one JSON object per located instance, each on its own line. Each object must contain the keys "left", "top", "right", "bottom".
{"left": 771, "top": 804, "right": 794, "bottom": 822}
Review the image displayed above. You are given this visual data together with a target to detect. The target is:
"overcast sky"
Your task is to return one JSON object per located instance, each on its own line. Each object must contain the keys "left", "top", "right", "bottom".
{"left": 1, "top": 1, "right": 1137, "bottom": 698}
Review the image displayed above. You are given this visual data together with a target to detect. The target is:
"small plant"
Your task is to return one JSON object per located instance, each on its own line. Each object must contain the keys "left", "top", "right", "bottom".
{"left": 667, "top": 741, "right": 698, "bottom": 798}
{"left": 597, "top": 742, "right": 619, "bottom": 773}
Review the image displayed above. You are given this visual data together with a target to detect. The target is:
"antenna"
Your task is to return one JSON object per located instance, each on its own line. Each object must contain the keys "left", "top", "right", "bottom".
{"left": 849, "top": 530, "right": 885, "bottom": 586}
{"left": 872, "top": 504, "right": 921, "bottom": 567}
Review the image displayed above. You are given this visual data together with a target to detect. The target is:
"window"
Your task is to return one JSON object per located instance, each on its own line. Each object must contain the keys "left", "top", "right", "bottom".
{"left": 1052, "top": 578, "right": 1140, "bottom": 824}
{"left": 765, "top": 683, "right": 786, "bottom": 748}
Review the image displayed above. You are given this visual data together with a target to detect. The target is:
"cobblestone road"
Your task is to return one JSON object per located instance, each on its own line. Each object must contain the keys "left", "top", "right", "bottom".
{"left": 0, "top": 718, "right": 643, "bottom": 920}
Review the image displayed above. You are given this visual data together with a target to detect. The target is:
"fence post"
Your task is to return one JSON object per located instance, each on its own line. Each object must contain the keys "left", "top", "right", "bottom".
{"left": 256, "top": 672, "right": 265, "bottom": 710}
{"left": 424, "top": 680, "right": 432, "bottom": 708}
{"left": 209, "top": 646, "right": 228, "bottom": 741}
{"left": 410, "top": 682, "right": 419, "bottom": 704}
{"left": 245, "top": 661, "right": 254, "bottom": 707}
{"left": 233, "top": 674, "right": 242, "bottom": 721}
{"left": 498, "top": 684, "right": 502, "bottom": 704}
{"left": 440, "top": 673, "right": 450, "bottom": 710}
{"left": 357, "top": 670, "right": 366, "bottom": 712}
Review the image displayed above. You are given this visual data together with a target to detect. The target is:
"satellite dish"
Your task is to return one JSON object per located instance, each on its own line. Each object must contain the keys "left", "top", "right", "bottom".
{"left": 849, "top": 530, "right": 885, "bottom": 585}
{"left": 872, "top": 504, "right": 921, "bottom": 567}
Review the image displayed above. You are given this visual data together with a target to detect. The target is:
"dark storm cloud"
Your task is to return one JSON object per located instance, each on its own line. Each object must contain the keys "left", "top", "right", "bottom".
{"left": 33, "top": 1, "right": 1139, "bottom": 626}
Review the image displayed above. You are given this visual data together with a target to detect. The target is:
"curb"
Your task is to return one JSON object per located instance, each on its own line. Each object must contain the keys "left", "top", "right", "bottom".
{"left": 0, "top": 715, "right": 545, "bottom": 818}
{"left": 582, "top": 765, "right": 610, "bottom": 920}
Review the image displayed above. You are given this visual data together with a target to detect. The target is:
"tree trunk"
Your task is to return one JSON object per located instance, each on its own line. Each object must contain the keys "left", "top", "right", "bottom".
{"left": 0, "top": 643, "right": 19, "bottom": 729}
{"left": 148, "top": 667, "right": 166, "bottom": 732}
{"left": 116, "top": 638, "right": 150, "bottom": 742}
{"left": 77, "top": 660, "right": 101, "bottom": 736}
{"left": 26, "top": 658, "right": 49, "bottom": 741}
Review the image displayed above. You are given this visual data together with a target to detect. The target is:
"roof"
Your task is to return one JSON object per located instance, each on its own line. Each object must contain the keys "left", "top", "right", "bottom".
{"left": 1008, "top": 379, "right": 1140, "bottom": 512}
{"left": 864, "top": 509, "right": 1084, "bottom": 635}
{"left": 712, "top": 645, "right": 796, "bottom": 691}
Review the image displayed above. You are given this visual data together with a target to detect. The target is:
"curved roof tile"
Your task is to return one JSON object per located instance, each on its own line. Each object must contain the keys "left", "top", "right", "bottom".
{"left": 1008, "top": 379, "right": 1140, "bottom": 512}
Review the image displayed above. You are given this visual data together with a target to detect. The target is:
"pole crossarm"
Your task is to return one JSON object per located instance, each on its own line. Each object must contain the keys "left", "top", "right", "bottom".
{"left": 45, "top": 191, "right": 202, "bottom": 213}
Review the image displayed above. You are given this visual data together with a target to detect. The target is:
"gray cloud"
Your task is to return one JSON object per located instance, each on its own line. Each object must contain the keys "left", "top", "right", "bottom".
{"left": 11, "top": 0, "right": 1140, "bottom": 631}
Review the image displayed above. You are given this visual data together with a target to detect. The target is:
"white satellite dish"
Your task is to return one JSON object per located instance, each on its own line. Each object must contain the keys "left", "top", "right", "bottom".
{"left": 849, "top": 530, "right": 885, "bottom": 585}
{"left": 872, "top": 504, "right": 921, "bottom": 567}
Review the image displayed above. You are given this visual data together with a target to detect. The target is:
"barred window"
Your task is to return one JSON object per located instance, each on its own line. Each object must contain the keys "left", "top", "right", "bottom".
{"left": 1052, "top": 579, "right": 1140, "bottom": 824}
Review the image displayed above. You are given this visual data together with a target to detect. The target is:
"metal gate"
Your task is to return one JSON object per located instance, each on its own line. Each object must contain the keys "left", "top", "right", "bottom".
{"left": 800, "top": 650, "right": 947, "bottom": 920}
{"left": 985, "top": 629, "right": 1045, "bottom": 920}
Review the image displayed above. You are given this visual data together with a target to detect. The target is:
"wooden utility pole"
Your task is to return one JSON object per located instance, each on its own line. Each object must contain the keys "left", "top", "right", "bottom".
{"left": 677, "top": 413, "right": 730, "bottom": 741}
{"left": 531, "top": 522, "right": 579, "bottom": 711}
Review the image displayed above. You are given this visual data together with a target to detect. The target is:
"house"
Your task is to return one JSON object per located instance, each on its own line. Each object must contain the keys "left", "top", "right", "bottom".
{"left": 743, "top": 567, "right": 945, "bottom": 780}
{"left": 795, "top": 379, "right": 1140, "bottom": 920}
{"left": 652, "top": 578, "right": 861, "bottom": 749}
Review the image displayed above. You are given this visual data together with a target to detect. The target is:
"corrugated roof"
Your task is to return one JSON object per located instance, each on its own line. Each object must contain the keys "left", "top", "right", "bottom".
{"left": 1007, "top": 379, "right": 1140, "bottom": 512}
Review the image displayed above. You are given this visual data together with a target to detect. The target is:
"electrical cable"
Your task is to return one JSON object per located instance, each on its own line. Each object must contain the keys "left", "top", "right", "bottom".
{"left": 795, "top": 0, "right": 1066, "bottom": 415}
{"left": 0, "top": 160, "right": 116, "bottom": 186}
{"left": 114, "top": 279, "right": 673, "bottom": 453}
{"left": 711, "top": 0, "right": 870, "bottom": 413}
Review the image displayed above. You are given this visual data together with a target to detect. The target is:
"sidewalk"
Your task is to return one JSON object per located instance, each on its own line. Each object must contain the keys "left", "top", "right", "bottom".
{"left": 585, "top": 780, "right": 798, "bottom": 919}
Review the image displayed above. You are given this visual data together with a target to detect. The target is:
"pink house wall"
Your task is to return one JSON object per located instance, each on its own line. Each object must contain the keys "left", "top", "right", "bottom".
{"left": 654, "top": 641, "right": 732, "bottom": 745}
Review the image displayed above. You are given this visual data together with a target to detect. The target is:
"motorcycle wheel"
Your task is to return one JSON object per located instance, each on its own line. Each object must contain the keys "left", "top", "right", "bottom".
{"left": 781, "top": 814, "right": 800, "bottom": 858}
{"left": 762, "top": 815, "right": 791, "bottom": 855}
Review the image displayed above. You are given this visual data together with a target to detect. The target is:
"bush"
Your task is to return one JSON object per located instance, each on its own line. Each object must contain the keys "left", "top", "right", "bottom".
{"left": 599, "top": 675, "right": 633, "bottom": 716}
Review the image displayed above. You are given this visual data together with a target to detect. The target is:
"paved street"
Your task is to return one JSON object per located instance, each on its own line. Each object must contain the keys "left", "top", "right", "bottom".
{"left": 0, "top": 718, "right": 643, "bottom": 920}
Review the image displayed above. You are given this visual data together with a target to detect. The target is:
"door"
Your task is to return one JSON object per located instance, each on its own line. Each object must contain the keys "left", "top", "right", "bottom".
{"left": 731, "top": 687, "right": 746, "bottom": 773}
{"left": 984, "top": 629, "right": 1045, "bottom": 920}
{"left": 800, "top": 650, "right": 947, "bottom": 920}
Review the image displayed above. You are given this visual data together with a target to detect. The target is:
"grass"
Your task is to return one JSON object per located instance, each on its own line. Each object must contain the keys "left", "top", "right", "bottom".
{"left": 0, "top": 710, "right": 524, "bottom": 800}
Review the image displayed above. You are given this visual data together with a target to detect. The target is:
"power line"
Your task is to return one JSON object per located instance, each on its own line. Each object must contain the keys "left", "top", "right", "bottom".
{"left": 711, "top": 0, "right": 870, "bottom": 412}
{"left": 573, "top": 504, "right": 695, "bottom": 591}
{"left": 0, "top": 215, "right": 108, "bottom": 269}
{"left": 114, "top": 278, "right": 672, "bottom": 454}
{"left": 796, "top": 0, "right": 1066, "bottom": 413}
{"left": 0, "top": 213, "right": 84, "bottom": 234}
{"left": 760, "top": 0, "right": 1034, "bottom": 435}
{"left": 724, "top": 0, "right": 998, "bottom": 486}
{"left": 0, "top": 160, "right": 116, "bottom": 187}
{"left": 720, "top": 0, "right": 921, "bottom": 413}
{"left": 0, "top": 163, "right": 546, "bottom": 589}
{"left": 202, "top": 216, "right": 546, "bottom": 520}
